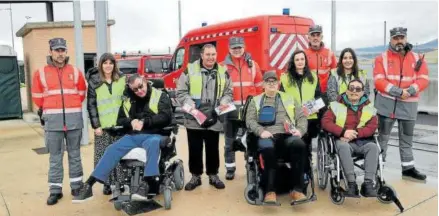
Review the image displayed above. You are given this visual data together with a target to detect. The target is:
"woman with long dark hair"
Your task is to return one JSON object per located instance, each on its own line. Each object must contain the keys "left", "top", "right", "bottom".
{"left": 86, "top": 53, "right": 126, "bottom": 195}
{"left": 327, "top": 48, "right": 369, "bottom": 102}
{"left": 280, "top": 50, "right": 322, "bottom": 150}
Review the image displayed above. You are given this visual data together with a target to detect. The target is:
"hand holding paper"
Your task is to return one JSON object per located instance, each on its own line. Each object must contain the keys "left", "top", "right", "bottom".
{"left": 215, "top": 103, "right": 237, "bottom": 115}
{"left": 302, "top": 98, "right": 325, "bottom": 117}
{"left": 182, "top": 103, "right": 208, "bottom": 125}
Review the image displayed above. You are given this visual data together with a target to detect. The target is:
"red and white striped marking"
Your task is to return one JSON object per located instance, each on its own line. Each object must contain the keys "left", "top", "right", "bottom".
{"left": 189, "top": 27, "right": 256, "bottom": 42}
{"left": 269, "top": 34, "right": 309, "bottom": 70}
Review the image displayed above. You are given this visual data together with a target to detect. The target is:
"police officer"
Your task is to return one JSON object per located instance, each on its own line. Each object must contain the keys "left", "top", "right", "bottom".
{"left": 176, "top": 44, "right": 233, "bottom": 191}
{"left": 31, "top": 38, "right": 87, "bottom": 205}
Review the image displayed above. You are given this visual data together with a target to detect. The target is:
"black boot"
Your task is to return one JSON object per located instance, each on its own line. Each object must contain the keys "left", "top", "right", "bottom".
{"left": 103, "top": 184, "right": 112, "bottom": 195}
{"left": 225, "top": 170, "right": 235, "bottom": 180}
{"left": 360, "top": 180, "right": 377, "bottom": 197}
{"left": 402, "top": 167, "right": 427, "bottom": 182}
{"left": 72, "top": 184, "right": 93, "bottom": 203}
{"left": 184, "top": 175, "right": 202, "bottom": 191}
{"left": 209, "top": 175, "right": 225, "bottom": 189}
{"left": 344, "top": 182, "right": 360, "bottom": 198}
{"left": 47, "top": 193, "right": 63, "bottom": 205}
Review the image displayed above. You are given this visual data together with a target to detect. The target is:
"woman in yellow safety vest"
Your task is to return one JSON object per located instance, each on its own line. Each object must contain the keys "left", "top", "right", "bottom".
{"left": 327, "top": 48, "right": 370, "bottom": 102}
{"left": 280, "top": 50, "right": 322, "bottom": 148}
{"left": 86, "top": 53, "right": 126, "bottom": 195}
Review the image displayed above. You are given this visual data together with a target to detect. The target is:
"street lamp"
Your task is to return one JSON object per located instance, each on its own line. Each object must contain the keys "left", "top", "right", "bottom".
{"left": 0, "top": 3, "right": 14, "bottom": 51}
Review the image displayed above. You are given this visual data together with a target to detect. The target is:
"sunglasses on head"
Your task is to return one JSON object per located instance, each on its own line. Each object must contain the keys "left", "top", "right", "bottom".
{"left": 131, "top": 83, "right": 144, "bottom": 93}
{"left": 348, "top": 85, "right": 363, "bottom": 93}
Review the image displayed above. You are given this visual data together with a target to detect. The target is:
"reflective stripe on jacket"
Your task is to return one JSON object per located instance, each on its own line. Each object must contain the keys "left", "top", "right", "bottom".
{"left": 305, "top": 46, "right": 337, "bottom": 93}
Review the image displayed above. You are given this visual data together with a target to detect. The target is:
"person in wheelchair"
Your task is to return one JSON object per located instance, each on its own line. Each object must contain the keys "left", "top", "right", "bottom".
{"left": 246, "top": 71, "right": 309, "bottom": 205}
{"left": 321, "top": 79, "right": 378, "bottom": 197}
{"left": 72, "top": 74, "right": 174, "bottom": 203}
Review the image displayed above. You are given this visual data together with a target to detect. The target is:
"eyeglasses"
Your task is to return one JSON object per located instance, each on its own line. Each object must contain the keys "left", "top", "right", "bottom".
{"left": 264, "top": 80, "right": 278, "bottom": 85}
{"left": 131, "top": 83, "right": 144, "bottom": 93}
{"left": 348, "top": 85, "right": 363, "bottom": 93}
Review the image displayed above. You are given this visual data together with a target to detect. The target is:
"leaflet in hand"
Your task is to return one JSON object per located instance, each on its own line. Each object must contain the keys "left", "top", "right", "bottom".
{"left": 302, "top": 98, "right": 325, "bottom": 117}
{"left": 215, "top": 103, "right": 237, "bottom": 115}
{"left": 182, "top": 104, "right": 207, "bottom": 125}
{"left": 284, "top": 120, "right": 297, "bottom": 134}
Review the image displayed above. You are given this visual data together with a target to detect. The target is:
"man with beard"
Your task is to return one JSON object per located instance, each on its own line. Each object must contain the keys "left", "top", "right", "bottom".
{"left": 373, "top": 27, "right": 429, "bottom": 182}
{"left": 31, "top": 38, "right": 87, "bottom": 205}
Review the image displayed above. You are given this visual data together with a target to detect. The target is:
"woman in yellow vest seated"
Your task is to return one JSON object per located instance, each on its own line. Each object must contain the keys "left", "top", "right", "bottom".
{"left": 280, "top": 50, "right": 322, "bottom": 149}
{"left": 321, "top": 79, "right": 379, "bottom": 198}
{"left": 327, "top": 48, "right": 370, "bottom": 102}
{"left": 246, "top": 71, "right": 308, "bottom": 205}
{"left": 86, "top": 53, "right": 126, "bottom": 195}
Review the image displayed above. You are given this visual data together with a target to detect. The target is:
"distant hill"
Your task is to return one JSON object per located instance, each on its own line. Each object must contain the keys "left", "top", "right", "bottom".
{"left": 352, "top": 38, "right": 438, "bottom": 54}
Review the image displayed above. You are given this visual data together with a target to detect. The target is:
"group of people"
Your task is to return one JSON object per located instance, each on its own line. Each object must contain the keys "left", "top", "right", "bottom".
{"left": 31, "top": 24, "right": 429, "bottom": 207}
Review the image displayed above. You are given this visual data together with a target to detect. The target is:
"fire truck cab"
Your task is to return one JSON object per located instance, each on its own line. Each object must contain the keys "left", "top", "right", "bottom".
{"left": 162, "top": 10, "right": 315, "bottom": 96}
{"left": 116, "top": 54, "right": 172, "bottom": 79}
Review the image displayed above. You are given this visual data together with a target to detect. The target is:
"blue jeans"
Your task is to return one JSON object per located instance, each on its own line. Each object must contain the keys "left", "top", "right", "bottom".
{"left": 92, "top": 134, "right": 162, "bottom": 182}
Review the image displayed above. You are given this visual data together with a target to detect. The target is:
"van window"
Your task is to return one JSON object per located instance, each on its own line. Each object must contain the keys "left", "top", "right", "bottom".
{"left": 189, "top": 42, "right": 217, "bottom": 63}
{"left": 145, "top": 59, "right": 164, "bottom": 73}
{"left": 170, "top": 48, "right": 185, "bottom": 71}
{"left": 118, "top": 59, "right": 138, "bottom": 75}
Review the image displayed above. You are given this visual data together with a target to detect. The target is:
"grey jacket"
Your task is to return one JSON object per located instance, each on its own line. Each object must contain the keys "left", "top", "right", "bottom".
{"left": 245, "top": 93, "right": 308, "bottom": 137}
{"left": 176, "top": 60, "right": 233, "bottom": 131}
{"left": 327, "top": 73, "right": 370, "bottom": 103}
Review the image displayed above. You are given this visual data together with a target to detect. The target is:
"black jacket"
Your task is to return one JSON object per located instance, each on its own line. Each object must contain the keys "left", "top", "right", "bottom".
{"left": 86, "top": 67, "right": 103, "bottom": 129}
{"left": 116, "top": 82, "right": 174, "bottom": 135}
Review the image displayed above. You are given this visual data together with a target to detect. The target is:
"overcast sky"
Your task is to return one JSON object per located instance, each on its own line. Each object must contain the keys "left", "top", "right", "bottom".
{"left": 0, "top": 0, "right": 437, "bottom": 60}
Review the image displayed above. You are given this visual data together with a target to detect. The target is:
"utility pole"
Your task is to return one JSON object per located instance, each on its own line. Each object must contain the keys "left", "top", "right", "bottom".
{"left": 384, "top": 21, "right": 387, "bottom": 51}
{"left": 178, "top": 0, "right": 182, "bottom": 39}
{"left": 331, "top": 0, "right": 336, "bottom": 52}
{"left": 94, "top": 0, "right": 109, "bottom": 60}
{"left": 0, "top": 4, "right": 15, "bottom": 51}
{"left": 73, "top": 1, "right": 89, "bottom": 145}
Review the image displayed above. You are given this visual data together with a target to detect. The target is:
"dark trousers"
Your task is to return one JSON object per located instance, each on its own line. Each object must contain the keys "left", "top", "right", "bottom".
{"left": 258, "top": 134, "right": 307, "bottom": 193}
{"left": 187, "top": 129, "right": 220, "bottom": 176}
{"left": 302, "top": 119, "right": 320, "bottom": 146}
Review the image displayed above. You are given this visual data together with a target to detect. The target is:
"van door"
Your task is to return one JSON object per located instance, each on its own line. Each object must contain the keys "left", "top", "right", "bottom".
{"left": 268, "top": 16, "right": 312, "bottom": 71}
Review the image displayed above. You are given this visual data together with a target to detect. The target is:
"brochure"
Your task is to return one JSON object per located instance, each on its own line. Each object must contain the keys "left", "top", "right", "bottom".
{"left": 182, "top": 104, "right": 207, "bottom": 125}
{"left": 215, "top": 103, "right": 237, "bottom": 115}
{"left": 302, "top": 98, "right": 325, "bottom": 117}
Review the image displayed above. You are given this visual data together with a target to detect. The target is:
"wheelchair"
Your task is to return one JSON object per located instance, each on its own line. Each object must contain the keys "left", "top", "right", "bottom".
{"left": 111, "top": 79, "right": 185, "bottom": 211}
{"left": 231, "top": 96, "right": 317, "bottom": 206}
{"left": 111, "top": 124, "right": 184, "bottom": 211}
{"left": 316, "top": 130, "right": 404, "bottom": 212}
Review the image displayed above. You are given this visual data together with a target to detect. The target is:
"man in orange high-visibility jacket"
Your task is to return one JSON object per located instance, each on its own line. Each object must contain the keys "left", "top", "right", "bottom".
{"left": 304, "top": 25, "right": 337, "bottom": 101}
{"left": 220, "top": 37, "right": 263, "bottom": 180}
{"left": 374, "top": 27, "right": 429, "bottom": 182}
{"left": 32, "top": 38, "right": 87, "bottom": 205}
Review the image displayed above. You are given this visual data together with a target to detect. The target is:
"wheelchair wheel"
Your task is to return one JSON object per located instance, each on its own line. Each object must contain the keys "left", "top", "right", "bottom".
{"left": 244, "top": 184, "right": 263, "bottom": 205}
{"left": 164, "top": 187, "right": 172, "bottom": 210}
{"left": 330, "top": 185, "right": 345, "bottom": 205}
{"left": 317, "top": 136, "right": 329, "bottom": 190}
{"left": 377, "top": 185, "right": 396, "bottom": 204}
{"left": 113, "top": 201, "right": 123, "bottom": 211}
{"left": 173, "top": 160, "right": 185, "bottom": 191}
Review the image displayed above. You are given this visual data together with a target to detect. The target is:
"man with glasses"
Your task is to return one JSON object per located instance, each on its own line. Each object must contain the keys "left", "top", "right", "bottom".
{"left": 373, "top": 27, "right": 429, "bottom": 182}
{"left": 321, "top": 79, "right": 379, "bottom": 197}
{"left": 220, "top": 37, "right": 263, "bottom": 180}
{"left": 246, "top": 71, "right": 308, "bottom": 204}
{"left": 72, "top": 74, "right": 174, "bottom": 202}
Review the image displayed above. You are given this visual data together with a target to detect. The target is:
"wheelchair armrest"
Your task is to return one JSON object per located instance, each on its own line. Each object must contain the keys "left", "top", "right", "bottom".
{"left": 162, "top": 125, "right": 179, "bottom": 135}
